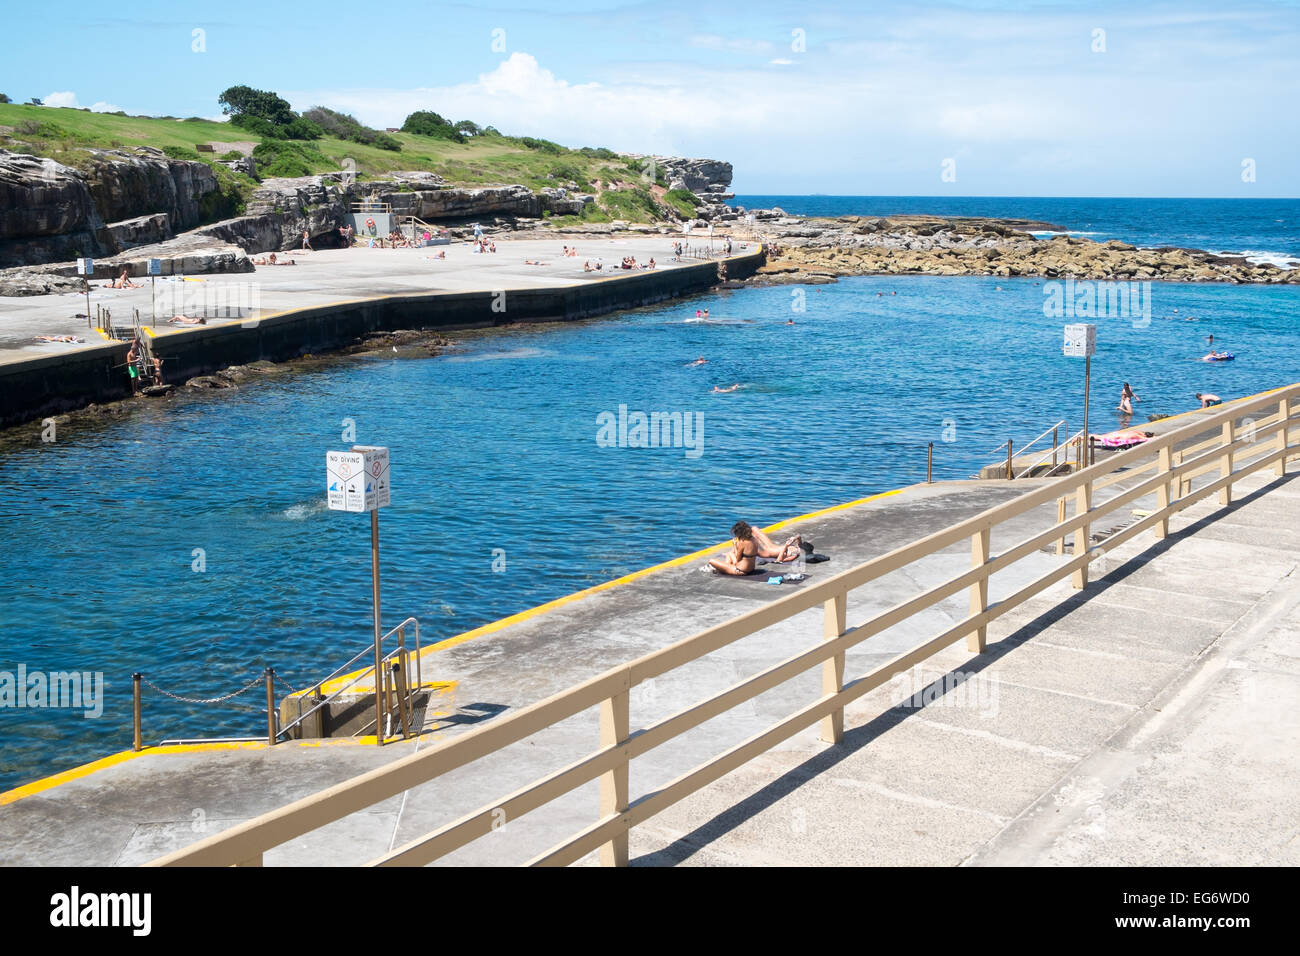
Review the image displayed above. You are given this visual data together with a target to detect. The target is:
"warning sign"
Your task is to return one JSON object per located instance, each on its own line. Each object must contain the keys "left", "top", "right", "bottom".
{"left": 326, "top": 446, "right": 390, "bottom": 512}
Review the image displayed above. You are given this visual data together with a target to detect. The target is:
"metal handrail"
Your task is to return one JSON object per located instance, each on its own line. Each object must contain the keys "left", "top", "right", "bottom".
{"left": 1014, "top": 427, "right": 1085, "bottom": 479}
{"left": 987, "top": 419, "right": 1066, "bottom": 458}
{"left": 277, "top": 618, "right": 421, "bottom": 741}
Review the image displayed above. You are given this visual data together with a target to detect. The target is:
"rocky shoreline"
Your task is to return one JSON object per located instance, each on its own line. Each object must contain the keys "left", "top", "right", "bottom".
{"left": 738, "top": 214, "right": 1300, "bottom": 285}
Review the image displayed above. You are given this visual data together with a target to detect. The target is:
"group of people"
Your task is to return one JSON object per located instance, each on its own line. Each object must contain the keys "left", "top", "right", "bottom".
{"left": 124, "top": 337, "right": 163, "bottom": 389}
{"left": 251, "top": 253, "right": 296, "bottom": 266}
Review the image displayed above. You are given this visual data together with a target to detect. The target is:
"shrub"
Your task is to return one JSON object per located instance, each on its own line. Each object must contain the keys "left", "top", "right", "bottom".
{"left": 520, "top": 136, "right": 563, "bottom": 154}
{"left": 578, "top": 146, "right": 618, "bottom": 160}
{"left": 372, "top": 133, "right": 402, "bottom": 152}
{"left": 163, "top": 145, "right": 201, "bottom": 161}
{"left": 279, "top": 117, "right": 324, "bottom": 140}
{"left": 252, "top": 139, "right": 324, "bottom": 177}
{"left": 549, "top": 161, "right": 591, "bottom": 190}
{"left": 600, "top": 186, "right": 657, "bottom": 221}
{"left": 199, "top": 163, "right": 255, "bottom": 222}
{"left": 219, "top": 150, "right": 244, "bottom": 161}
{"left": 0, "top": 93, "right": 11, "bottom": 104}
{"left": 231, "top": 113, "right": 278, "bottom": 137}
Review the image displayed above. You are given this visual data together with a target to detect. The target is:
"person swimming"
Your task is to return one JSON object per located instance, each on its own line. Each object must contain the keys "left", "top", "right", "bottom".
{"left": 712, "top": 383, "right": 741, "bottom": 393}
{"left": 686, "top": 357, "right": 708, "bottom": 367}
{"left": 1202, "top": 350, "right": 1230, "bottom": 361}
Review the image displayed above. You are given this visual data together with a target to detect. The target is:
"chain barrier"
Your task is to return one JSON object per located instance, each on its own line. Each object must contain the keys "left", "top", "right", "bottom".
{"left": 139, "top": 671, "right": 267, "bottom": 706}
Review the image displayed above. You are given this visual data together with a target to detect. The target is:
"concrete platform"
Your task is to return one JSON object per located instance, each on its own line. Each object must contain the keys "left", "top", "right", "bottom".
{"left": 0, "top": 237, "right": 737, "bottom": 359}
{"left": 3, "top": 413, "right": 1296, "bottom": 865}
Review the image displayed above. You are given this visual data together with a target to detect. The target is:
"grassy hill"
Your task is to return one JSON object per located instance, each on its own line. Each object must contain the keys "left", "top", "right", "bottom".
{"left": 0, "top": 104, "right": 699, "bottom": 224}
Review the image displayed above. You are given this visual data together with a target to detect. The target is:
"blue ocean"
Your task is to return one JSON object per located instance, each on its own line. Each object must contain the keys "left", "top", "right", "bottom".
{"left": 2, "top": 198, "right": 1299, "bottom": 790}
{"left": 732, "top": 196, "right": 1300, "bottom": 268}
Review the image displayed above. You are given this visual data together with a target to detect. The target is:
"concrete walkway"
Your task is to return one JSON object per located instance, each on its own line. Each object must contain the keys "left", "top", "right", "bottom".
{"left": 2, "top": 407, "right": 1295, "bottom": 866}
{"left": 0, "top": 237, "right": 736, "bottom": 358}
{"left": 629, "top": 467, "right": 1300, "bottom": 866}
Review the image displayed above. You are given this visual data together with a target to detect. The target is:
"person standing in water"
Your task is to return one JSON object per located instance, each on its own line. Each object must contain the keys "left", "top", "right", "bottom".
{"left": 1118, "top": 382, "right": 1140, "bottom": 416}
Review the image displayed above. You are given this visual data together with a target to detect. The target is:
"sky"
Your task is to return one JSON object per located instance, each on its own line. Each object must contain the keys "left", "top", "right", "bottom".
{"left": 4, "top": 0, "right": 1298, "bottom": 196}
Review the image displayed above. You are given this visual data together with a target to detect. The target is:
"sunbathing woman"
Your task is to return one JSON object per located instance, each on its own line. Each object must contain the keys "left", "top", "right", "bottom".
{"left": 708, "top": 521, "right": 759, "bottom": 576}
{"left": 749, "top": 526, "right": 813, "bottom": 563}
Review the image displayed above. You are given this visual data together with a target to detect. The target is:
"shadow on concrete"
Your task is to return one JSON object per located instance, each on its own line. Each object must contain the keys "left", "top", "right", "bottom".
{"left": 632, "top": 471, "right": 1298, "bottom": 866}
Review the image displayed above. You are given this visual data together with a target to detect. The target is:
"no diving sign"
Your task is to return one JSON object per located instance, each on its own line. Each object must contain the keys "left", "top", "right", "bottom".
{"left": 327, "top": 446, "right": 390, "bottom": 512}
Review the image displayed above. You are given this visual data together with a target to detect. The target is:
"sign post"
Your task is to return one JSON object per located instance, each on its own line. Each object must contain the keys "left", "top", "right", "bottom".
{"left": 1063, "top": 324, "right": 1097, "bottom": 467}
{"left": 76, "top": 258, "right": 94, "bottom": 330}
{"left": 148, "top": 258, "right": 162, "bottom": 328}
{"left": 326, "top": 444, "right": 392, "bottom": 744}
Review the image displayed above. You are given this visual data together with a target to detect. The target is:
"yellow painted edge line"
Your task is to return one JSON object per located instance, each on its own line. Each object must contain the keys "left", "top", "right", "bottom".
{"left": 0, "top": 721, "right": 460, "bottom": 807}
{"left": 318, "top": 486, "right": 911, "bottom": 695}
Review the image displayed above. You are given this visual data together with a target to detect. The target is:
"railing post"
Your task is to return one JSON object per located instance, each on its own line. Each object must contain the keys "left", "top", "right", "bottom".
{"left": 1220, "top": 419, "right": 1235, "bottom": 506}
{"left": 393, "top": 658, "right": 411, "bottom": 739}
{"left": 1052, "top": 426, "right": 1059, "bottom": 469}
{"left": 1072, "top": 480, "right": 1092, "bottom": 588}
{"left": 1276, "top": 397, "right": 1291, "bottom": 477}
{"left": 132, "top": 673, "right": 142, "bottom": 753}
{"left": 968, "top": 528, "right": 991, "bottom": 652}
{"left": 821, "top": 593, "right": 847, "bottom": 743}
{"left": 1055, "top": 497, "right": 1067, "bottom": 555}
{"left": 1155, "top": 445, "right": 1173, "bottom": 539}
{"left": 927, "top": 442, "right": 933, "bottom": 483}
{"left": 598, "top": 685, "right": 630, "bottom": 866}
{"left": 265, "top": 668, "right": 276, "bottom": 746}
{"left": 1006, "top": 439, "right": 1014, "bottom": 480}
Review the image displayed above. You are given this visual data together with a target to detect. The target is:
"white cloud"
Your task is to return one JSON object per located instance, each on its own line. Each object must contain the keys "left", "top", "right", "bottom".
{"left": 770, "top": 58, "right": 794, "bottom": 66}
{"left": 41, "top": 91, "right": 127, "bottom": 113}
{"left": 286, "top": 52, "right": 806, "bottom": 155}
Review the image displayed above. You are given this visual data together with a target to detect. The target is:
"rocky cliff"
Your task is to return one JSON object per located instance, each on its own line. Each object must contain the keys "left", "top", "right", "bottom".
{"left": 0, "top": 147, "right": 219, "bottom": 268}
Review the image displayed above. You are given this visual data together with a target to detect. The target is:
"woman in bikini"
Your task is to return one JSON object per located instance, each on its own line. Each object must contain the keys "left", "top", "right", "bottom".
{"left": 709, "top": 521, "right": 760, "bottom": 576}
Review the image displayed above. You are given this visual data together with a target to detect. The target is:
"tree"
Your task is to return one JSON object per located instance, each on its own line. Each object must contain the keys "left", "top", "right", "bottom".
{"left": 454, "top": 120, "right": 481, "bottom": 137}
{"left": 218, "top": 85, "right": 296, "bottom": 127}
{"left": 0, "top": 93, "right": 10, "bottom": 104}
{"left": 401, "top": 110, "right": 464, "bottom": 142}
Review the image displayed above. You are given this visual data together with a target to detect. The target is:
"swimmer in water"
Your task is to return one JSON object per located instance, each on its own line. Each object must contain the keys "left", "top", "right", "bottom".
{"left": 1203, "top": 350, "right": 1228, "bottom": 361}
{"left": 787, "top": 318, "right": 794, "bottom": 325}
{"left": 712, "top": 383, "right": 741, "bottom": 393}
{"left": 686, "top": 357, "right": 708, "bottom": 367}
{"left": 1118, "top": 382, "right": 1140, "bottom": 415}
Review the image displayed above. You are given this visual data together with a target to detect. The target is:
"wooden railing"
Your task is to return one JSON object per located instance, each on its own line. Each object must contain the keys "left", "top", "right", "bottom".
{"left": 149, "top": 384, "right": 1299, "bottom": 867}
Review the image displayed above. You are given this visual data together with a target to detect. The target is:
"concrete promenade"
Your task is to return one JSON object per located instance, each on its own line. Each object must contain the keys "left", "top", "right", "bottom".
{"left": 0, "top": 237, "right": 738, "bottom": 359}
{"left": 2, "top": 400, "right": 1295, "bottom": 866}
{"left": 0, "top": 237, "right": 759, "bottom": 428}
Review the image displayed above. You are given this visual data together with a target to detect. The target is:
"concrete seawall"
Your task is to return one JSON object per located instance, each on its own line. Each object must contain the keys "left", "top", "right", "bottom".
{"left": 0, "top": 246, "right": 763, "bottom": 429}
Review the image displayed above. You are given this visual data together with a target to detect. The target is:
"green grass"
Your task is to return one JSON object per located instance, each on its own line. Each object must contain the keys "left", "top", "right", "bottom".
{"left": 0, "top": 104, "right": 683, "bottom": 223}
